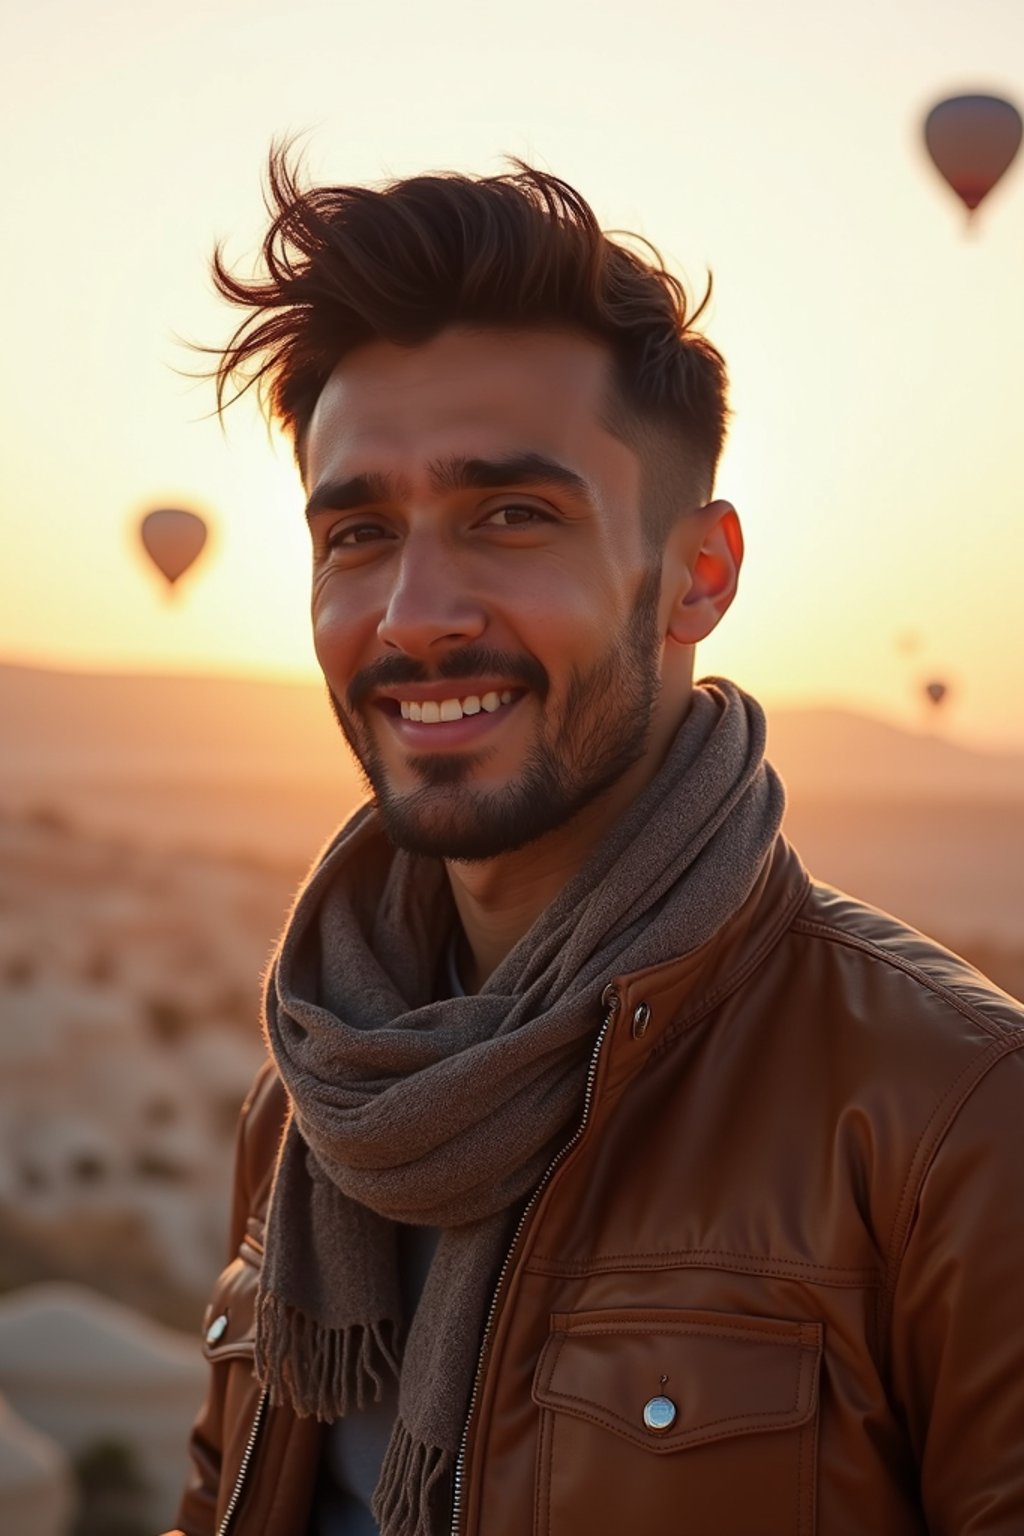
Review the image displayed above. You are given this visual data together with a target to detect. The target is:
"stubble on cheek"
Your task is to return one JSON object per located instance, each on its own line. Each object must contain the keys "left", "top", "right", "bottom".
{"left": 324, "top": 684, "right": 377, "bottom": 795}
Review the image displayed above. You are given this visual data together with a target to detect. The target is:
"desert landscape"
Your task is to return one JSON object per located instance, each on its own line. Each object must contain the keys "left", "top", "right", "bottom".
{"left": 1, "top": 661, "right": 1021, "bottom": 1530}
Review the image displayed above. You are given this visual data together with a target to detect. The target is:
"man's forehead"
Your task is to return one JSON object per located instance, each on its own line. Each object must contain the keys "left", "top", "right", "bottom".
{"left": 303, "top": 327, "right": 627, "bottom": 487}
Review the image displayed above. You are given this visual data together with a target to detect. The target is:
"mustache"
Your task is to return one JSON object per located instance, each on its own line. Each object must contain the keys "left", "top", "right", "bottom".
{"left": 347, "top": 647, "right": 549, "bottom": 713}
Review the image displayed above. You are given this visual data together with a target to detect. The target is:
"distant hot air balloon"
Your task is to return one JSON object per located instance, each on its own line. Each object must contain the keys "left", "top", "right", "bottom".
{"left": 923, "top": 94, "right": 1023, "bottom": 218}
{"left": 139, "top": 507, "right": 208, "bottom": 588}
{"left": 924, "top": 680, "right": 948, "bottom": 708}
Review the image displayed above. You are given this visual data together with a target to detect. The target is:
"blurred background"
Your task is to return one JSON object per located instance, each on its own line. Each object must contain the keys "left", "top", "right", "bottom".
{"left": 1, "top": 0, "right": 1022, "bottom": 1528}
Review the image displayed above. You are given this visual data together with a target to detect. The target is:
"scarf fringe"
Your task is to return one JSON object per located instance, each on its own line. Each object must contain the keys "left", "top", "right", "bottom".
{"left": 372, "top": 1418, "right": 451, "bottom": 1536}
{"left": 255, "top": 1291, "right": 400, "bottom": 1421}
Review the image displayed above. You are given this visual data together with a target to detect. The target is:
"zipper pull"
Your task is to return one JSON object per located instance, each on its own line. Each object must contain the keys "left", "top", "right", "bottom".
{"left": 601, "top": 982, "right": 620, "bottom": 1028}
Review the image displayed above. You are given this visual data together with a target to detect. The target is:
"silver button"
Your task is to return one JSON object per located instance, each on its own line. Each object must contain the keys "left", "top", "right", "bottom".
{"left": 643, "top": 1395, "right": 677, "bottom": 1432}
{"left": 205, "top": 1313, "right": 229, "bottom": 1345}
{"left": 631, "top": 1002, "right": 651, "bottom": 1039}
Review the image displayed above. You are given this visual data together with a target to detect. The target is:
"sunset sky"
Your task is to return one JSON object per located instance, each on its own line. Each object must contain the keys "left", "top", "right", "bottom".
{"left": 3, "top": 0, "right": 1022, "bottom": 747}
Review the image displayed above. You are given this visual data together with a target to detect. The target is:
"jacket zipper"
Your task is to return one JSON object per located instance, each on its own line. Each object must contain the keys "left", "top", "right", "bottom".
{"left": 216, "top": 984, "right": 620, "bottom": 1536}
{"left": 217, "top": 1384, "right": 268, "bottom": 1536}
{"left": 449, "top": 983, "right": 620, "bottom": 1536}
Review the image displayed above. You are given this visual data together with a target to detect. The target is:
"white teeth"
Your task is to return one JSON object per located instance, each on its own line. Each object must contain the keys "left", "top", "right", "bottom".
{"left": 396, "top": 690, "right": 518, "bottom": 722}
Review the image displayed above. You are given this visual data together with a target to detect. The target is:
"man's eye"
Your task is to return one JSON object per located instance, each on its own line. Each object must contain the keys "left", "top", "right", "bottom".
{"left": 484, "top": 505, "right": 549, "bottom": 528}
{"left": 326, "top": 522, "right": 390, "bottom": 548}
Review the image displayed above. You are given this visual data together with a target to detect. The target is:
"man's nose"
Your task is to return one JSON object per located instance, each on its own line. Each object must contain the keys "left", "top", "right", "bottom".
{"left": 376, "top": 543, "right": 486, "bottom": 657}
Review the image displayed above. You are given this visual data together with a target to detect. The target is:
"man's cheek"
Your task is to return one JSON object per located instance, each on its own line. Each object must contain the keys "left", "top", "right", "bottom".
{"left": 312, "top": 604, "right": 353, "bottom": 683}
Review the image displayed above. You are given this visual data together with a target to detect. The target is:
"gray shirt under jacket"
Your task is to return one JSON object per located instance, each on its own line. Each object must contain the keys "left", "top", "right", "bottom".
{"left": 307, "top": 931, "right": 464, "bottom": 1534}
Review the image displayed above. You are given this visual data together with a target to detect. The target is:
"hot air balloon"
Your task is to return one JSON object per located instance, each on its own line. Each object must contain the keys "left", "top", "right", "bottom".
{"left": 924, "top": 680, "right": 948, "bottom": 708}
{"left": 139, "top": 507, "right": 208, "bottom": 589}
{"left": 923, "top": 94, "right": 1023, "bottom": 218}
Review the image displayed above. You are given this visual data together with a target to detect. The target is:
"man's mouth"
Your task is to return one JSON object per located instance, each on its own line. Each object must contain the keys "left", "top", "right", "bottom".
{"left": 371, "top": 685, "right": 526, "bottom": 747}
{"left": 398, "top": 689, "right": 516, "bottom": 723}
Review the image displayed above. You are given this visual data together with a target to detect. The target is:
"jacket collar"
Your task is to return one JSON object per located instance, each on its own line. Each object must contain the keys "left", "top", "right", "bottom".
{"left": 595, "top": 836, "right": 810, "bottom": 1105}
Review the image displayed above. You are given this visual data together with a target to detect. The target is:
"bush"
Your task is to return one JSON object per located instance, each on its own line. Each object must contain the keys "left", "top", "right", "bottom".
{"left": 25, "top": 802, "right": 75, "bottom": 835}
{"left": 142, "top": 994, "right": 192, "bottom": 1044}
{"left": 82, "top": 946, "right": 117, "bottom": 985}
{"left": 70, "top": 1151, "right": 108, "bottom": 1184}
{"left": 133, "top": 1149, "right": 188, "bottom": 1183}
{"left": 72, "top": 1437, "right": 152, "bottom": 1536}
{"left": 3, "top": 951, "right": 36, "bottom": 986}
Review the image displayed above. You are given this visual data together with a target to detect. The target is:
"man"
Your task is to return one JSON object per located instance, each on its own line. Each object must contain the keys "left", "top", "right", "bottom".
{"left": 170, "top": 153, "right": 1024, "bottom": 1536}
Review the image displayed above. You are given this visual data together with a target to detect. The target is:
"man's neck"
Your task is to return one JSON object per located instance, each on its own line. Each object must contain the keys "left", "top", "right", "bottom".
{"left": 447, "top": 852, "right": 567, "bottom": 995}
{"left": 444, "top": 753, "right": 663, "bottom": 992}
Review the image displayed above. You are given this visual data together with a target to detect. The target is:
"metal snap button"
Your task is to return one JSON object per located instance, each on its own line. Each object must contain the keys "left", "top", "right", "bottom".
{"left": 631, "top": 1002, "right": 651, "bottom": 1039}
{"left": 205, "top": 1312, "right": 229, "bottom": 1345}
{"left": 643, "top": 1394, "right": 677, "bottom": 1432}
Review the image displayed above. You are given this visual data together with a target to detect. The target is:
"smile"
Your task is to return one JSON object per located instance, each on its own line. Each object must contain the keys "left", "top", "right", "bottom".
{"left": 400, "top": 690, "right": 515, "bottom": 723}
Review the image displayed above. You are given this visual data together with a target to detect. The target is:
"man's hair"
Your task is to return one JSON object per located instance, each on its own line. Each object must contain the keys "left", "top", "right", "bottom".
{"left": 212, "top": 146, "right": 729, "bottom": 543}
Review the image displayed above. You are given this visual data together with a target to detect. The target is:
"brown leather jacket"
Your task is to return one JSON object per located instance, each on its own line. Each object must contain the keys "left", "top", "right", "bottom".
{"left": 170, "top": 839, "right": 1024, "bottom": 1535}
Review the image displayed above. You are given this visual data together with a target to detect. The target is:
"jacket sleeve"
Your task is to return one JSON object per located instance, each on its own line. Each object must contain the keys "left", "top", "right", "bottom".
{"left": 887, "top": 1041, "right": 1024, "bottom": 1533}
{"left": 164, "top": 1058, "right": 279, "bottom": 1536}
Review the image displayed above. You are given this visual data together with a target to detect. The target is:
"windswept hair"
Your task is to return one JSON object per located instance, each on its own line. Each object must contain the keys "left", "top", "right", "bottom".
{"left": 211, "top": 145, "right": 729, "bottom": 515}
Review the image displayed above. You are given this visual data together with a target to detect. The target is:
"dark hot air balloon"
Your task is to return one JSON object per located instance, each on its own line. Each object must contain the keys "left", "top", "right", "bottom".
{"left": 923, "top": 94, "right": 1022, "bottom": 218}
{"left": 924, "top": 680, "right": 948, "bottom": 708}
{"left": 139, "top": 507, "right": 208, "bottom": 588}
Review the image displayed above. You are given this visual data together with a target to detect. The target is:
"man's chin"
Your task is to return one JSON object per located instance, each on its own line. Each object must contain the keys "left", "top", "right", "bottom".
{"left": 371, "top": 783, "right": 559, "bottom": 863}
{"left": 374, "top": 809, "right": 536, "bottom": 864}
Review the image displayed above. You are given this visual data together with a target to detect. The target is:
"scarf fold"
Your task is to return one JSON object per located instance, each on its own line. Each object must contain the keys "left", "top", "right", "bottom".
{"left": 257, "top": 678, "right": 785, "bottom": 1535}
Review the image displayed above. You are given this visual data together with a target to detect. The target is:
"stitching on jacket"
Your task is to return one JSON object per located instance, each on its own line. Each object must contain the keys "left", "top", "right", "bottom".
{"left": 527, "top": 1247, "right": 880, "bottom": 1286}
{"left": 534, "top": 1397, "right": 551, "bottom": 1536}
{"left": 549, "top": 1321, "right": 819, "bottom": 1348}
{"left": 773, "top": 915, "right": 1024, "bottom": 1383}
{"left": 536, "top": 1323, "right": 818, "bottom": 1448}
{"left": 885, "top": 1036, "right": 1013, "bottom": 1268}
{"left": 654, "top": 871, "right": 812, "bottom": 1054}
{"left": 243, "top": 1215, "right": 265, "bottom": 1247}
{"left": 240, "top": 1234, "right": 263, "bottom": 1265}
{"left": 880, "top": 1037, "right": 1024, "bottom": 1342}
{"left": 535, "top": 1339, "right": 563, "bottom": 1536}
{"left": 789, "top": 916, "right": 1017, "bottom": 1041}
{"left": 797, "top": 1344, "right": 808, "bottom": 1532}
{"left": 541, "top": 1384, "right": 807, "bottom": 1444}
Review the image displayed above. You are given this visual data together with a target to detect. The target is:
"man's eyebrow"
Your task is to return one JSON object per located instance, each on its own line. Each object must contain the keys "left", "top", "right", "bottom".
{"left": 430, "top": 453, "right": 592, "bottom": 500}
{"left": 304, "top": 453, "right": 591, "bottom": 521}
{"left": 304, "top": 471, "right": 405, "bottom": 522}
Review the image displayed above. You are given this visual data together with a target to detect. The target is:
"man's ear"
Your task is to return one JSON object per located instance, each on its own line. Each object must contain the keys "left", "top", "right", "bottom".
{"left": 665, "top": 500, "right": 744, "bottom": 645}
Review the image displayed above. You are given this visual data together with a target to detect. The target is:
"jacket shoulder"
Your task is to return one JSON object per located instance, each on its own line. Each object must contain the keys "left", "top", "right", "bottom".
{"left": 792, "top": 877, "right": 1024, "bottom": 1043}
{"left": 235, "top": 1056, "right": 289, "bottom": 1223}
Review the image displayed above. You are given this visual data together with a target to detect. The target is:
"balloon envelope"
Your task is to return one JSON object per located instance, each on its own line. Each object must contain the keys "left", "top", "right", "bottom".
{"left": 924, "top": 681, "right": 948, "bottom": 707}
{"left": 923, "top": 94, "right": 1023, "bottom": 213}
{"left": 139, "top": 508, "right": 208, "bottom": 586}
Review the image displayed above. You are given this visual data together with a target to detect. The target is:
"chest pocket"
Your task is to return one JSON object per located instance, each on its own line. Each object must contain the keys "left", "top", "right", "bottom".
{"left": 532, "top": 1308, "right": 821, "bottom": 1536}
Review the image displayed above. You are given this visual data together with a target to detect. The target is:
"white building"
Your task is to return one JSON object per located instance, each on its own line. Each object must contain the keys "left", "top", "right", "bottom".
{"left": 0, "top": 1282, "right": 207, "bottom": 1528}
{"left": 0, "top": 1392, "right": 75, "bottom": 1536}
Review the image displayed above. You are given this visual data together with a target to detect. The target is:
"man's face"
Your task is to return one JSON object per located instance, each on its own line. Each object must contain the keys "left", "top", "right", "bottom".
{"left": 303, "top": 327, "right": 682, "bottom": 861}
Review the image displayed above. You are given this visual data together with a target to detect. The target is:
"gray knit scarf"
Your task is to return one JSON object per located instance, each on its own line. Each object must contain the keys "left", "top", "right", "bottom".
{"left": 257, "top": 679, "right": 784, "bottom": 1536}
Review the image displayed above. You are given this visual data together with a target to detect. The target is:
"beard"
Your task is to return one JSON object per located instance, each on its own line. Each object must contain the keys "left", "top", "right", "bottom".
{"left": 326, "top": 565, "right": 664, "bottom": 862}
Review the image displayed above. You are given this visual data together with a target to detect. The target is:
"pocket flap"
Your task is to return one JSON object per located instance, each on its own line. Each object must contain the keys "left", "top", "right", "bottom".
{"left": 200, "top": 1233, "right": 261, "bottom": 1363}
{"left": 533, "top": 1308, "right": 821, "bottom": 1455}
